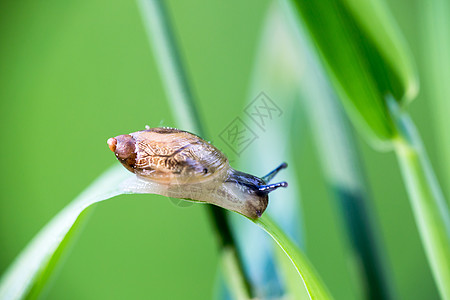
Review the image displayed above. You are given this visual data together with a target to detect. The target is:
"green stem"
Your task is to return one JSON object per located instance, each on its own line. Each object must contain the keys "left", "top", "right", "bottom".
{"left": 137, "top": 0, "right": 203, "bottom": 134}
{"left": 393, "top": 116, "right": 450, "bottom": 300}
{"left": 221, "top": 246, "right": 252, "bottom": 300}
{"left": 137, "top": 0, "right": 253, "bottom": 298}
{"left": 421, "top": 0, "right": 450, "bottom": 198}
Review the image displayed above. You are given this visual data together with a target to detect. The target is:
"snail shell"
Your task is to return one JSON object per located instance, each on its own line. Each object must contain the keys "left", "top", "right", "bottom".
{"left": 107, "top": 127, "right": 287, "bottom": 219}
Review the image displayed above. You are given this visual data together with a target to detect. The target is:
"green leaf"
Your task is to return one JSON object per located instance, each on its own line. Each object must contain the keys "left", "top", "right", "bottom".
{"left": 0, "top": 165, "right": 131, "bottom": 300}
{"left": 286, "top": 0, "right": 418, "bottom": 146}
{"left": 0, "top": 160, "right": 332, "bottom": 300}
{"left": 342, "top": 0, "right": 418, "bottom": 102}
{"left": 254, "top": 215, "right": 334, "bottom": 300}
{"left": 0, "top": 164, "right": 331, "bottom": 300}
{"left": 24, "top": 207, "right": 93, "bottom": 300}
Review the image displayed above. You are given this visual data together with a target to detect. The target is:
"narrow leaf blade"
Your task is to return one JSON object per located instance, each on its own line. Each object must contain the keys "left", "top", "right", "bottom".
{"left": 254, "top": 215, "right": 333, "bottom": 300}
{"left": 286, "top": 0, "right": 418, "bottom": 145}
{"left": 0, "top": 165, "right": 131, "bottom": 300}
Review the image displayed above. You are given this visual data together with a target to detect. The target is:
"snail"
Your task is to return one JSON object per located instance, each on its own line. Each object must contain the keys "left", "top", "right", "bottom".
{"left": 107, "top": 127, "right": 288, "bottom": 219}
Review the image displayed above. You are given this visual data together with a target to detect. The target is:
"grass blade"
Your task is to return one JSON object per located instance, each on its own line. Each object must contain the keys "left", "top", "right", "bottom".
{"left": 137, "top": 0, "right": 203, "bottom": 134}
{"left": 0, "top": 164, "right": 326, "bottom": 300}
{"left": 254, "top": 215, "right": 333, "bottom": 300}
{"left": 0, "top": 165, "right": 331, "bottom": 300}
{"left": 0, "top": 165, "right": 131, "bottom": 299}
{"left": 285, "top": 0, "right": 417, "bottom": 146}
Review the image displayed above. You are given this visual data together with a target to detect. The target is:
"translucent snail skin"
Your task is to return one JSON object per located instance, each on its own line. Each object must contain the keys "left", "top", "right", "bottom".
{"left": 107, "top": 127, "right": 288, "bottom": 219}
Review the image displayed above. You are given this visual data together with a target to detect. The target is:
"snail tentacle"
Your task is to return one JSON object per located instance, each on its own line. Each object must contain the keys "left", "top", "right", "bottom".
{"left": 261, "top": 162, "right": 288, "bottom": 183}
{"left": 258, "top": 182, "right": 288, "bottom": 193}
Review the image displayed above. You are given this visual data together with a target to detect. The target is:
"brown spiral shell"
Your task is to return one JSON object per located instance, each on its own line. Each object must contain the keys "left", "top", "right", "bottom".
{"left": 108, "top": 127, "right": 229, "bottom": 184}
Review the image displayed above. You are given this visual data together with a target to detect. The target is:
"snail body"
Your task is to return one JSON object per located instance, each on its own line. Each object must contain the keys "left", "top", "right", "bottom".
{"left": 107, "top": 127, "right": 287, "bottom": 219}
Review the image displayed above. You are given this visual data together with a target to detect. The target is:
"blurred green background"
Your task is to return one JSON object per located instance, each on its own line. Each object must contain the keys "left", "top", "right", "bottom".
{"left": 0, "top": 0, "right": 444, "bottom": 299}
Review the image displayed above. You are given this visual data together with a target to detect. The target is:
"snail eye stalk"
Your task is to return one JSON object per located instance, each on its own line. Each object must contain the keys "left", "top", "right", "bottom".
{"left": 258, "top": 181, "right": 288, "bottom": 193}
{"left": 261, "top": 162, "right": 288, "bottom": 183}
